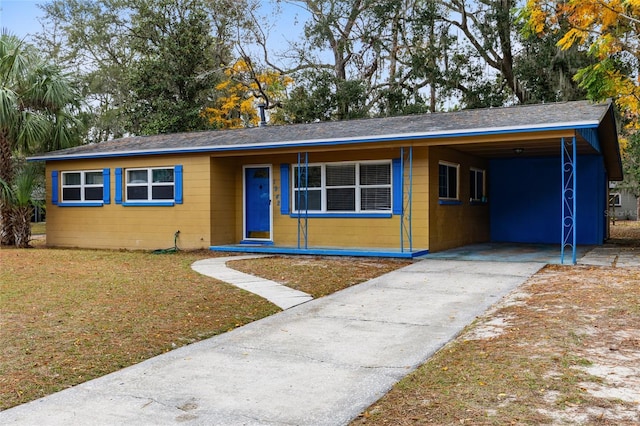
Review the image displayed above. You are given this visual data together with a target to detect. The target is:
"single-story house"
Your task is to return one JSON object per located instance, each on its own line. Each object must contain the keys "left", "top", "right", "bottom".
{"left": 29, "top": 100, "right": 622, "bottom": 262}
{"left": 609, "top": 182, "right": 638, "bottom": 221}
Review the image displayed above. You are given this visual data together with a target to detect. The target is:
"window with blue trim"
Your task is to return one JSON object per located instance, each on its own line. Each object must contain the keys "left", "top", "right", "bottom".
{"left": 293, "top": 161, "right": 392, "bottom": 213}
{"left": 61, "top": 170, "right": 104, "bottom": 202}
{"left": 438, "top": 161, "right": 459, "bottom": 200}
{"left": 126, "top": 167, "right": 175, "bottom": 202}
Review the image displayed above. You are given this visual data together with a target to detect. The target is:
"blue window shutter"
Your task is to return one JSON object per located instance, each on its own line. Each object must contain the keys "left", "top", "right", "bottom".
{"left": 392, "top": 158, "right": 402, "bottom": 215}
{"left": 175, "top": 165, "right": 183, "bottom": 204}
{"left": 115, "top": 168, "right": 123, "bottom": 204}
{"left": 51, "top": 170, "right": 59, "bottom": 205}
{"left": 102, "top": 168, "right": 110, "bottom": 204}
{"left": 280, "top": 164, "right": 290, "bottom": 214}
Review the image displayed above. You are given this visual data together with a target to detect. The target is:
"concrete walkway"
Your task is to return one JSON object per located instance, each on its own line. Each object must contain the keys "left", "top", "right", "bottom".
{"left": 578, "top": 246, "right": 640, "bottom": 267}
{"left": 0, "top": 258, "right": 543, "bottom": 425}
{"left": 191, "top": 255, "right": 313, "bottom": 309}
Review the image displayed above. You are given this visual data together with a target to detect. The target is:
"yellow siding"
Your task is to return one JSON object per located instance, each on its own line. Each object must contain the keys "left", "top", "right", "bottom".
{"left": 44, "top": 142, "right": 488, "bottom": 253}
{"left": 428, "top": 146, "right": 490, "bottom": 252}
{"left": 210, "top": 158, "right": 238, "bottom": 245}
{"left": 226, "top": 148, "right": 429, "bottom": 250}
{"left": 45, "top": 155, "right": 211, "bottom": 250}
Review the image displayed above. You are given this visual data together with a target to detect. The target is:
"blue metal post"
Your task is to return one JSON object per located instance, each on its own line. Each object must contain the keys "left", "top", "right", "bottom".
{"left": 399, "top": 147, "right": 413, "bottom": 253}
{"left": 304, "top": 152, "right": 309, "bottom": 249}
{"left": 400, "top": 147, "right": 405, "bottom": 252}
{"left": 572, "top": 136, "right": 577, "bottom": 264}
{"left": 407, "top": 147, "right": 413, "bottom": 252}
{"left": 561, "top": 138, "right": 565, "bottom": 263}
{"left": 296, "top": 152, "right": 309, "bottom": 250}
{"left": 297, "top": 153, "right": 301, "bottom": 249}
{"left": 561, "top": 136, "right": 577, "bottom": 265}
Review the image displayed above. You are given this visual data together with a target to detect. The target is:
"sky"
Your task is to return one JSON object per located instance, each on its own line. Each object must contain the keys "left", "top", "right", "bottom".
{"left": 0, "top": 0, "right": 45, "bottom": 40}
{"left": 0, "top": 0, "right": 305, "bottom": 52}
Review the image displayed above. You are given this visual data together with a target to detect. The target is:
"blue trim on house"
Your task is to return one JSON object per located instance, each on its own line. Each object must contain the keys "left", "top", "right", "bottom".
{"left": 392, "top": 158, "right": 402, "bottom": 215}
{"left": 51, "top": 170, "right": 59, "bottom": 205}
{"left": 102, "top": 168, "right": 110, "bottom": 204}
{"left": 30, "top": 123, "right": 602, "bottom": 162}
{"left": 115, "top": 168, "right": 123, "bottom": 204}
{"left": 58, "top": 202, "right": 104, "bottom": 207}
{"left": 578, "top": 128, "right": 601, "bottom": 153}
{"left": 209, "top": 244, "right": 429, "bottom": 259}
{"left": 470, "top": 201, "right": 488, "bottom": 206}
{"left": 289, "top": 212, "right": 392, "bottom": 219}
{"left": 122, "top": 202, "right": 175, "bottom": 207}
{"left": 280, "top": 164, "right": 290, "bottom": 214}
{"left": 174, "top": 165, "right": 183, "bottom": 204}
{"left": 240, "top": 240, "right": 274, "bottom": 245}
{"left": 439, "top": 200, "right": 462, "bottom": 205}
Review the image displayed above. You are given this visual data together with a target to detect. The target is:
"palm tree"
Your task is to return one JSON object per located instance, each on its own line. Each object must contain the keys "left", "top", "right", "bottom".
{"left": 0, "top": 164, "right": 41, "bottom": 248}
{"left": 0, "top": 30, "right": 82, "bottom": 245}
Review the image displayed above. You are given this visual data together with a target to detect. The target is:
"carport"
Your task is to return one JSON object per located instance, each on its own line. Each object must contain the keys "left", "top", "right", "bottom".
{"left": 435, "top": 102, "right": 622, "bottom": 264}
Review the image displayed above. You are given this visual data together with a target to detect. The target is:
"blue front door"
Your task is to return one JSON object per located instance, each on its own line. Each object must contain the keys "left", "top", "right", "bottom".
{"left": 245, "top": 167, "right": 271, "bottom": 240}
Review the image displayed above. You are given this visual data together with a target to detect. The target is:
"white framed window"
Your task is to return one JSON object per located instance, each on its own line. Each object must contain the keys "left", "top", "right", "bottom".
{"left": 470, "top": 168, "right": 486, "bottom": 202}
{"left": 609, "top": 192, "right": 622, "bottom": 207}
{"left": 126, "top": 167, "right": 175, "bottom": 202}
{"left": 61, "top": 170, "right": 103, "bottom": 202}
{"left": 293, "top": 161, "right": 392, "bottom": 213}
{"left": 438, "top": 161, "right": 459, "bottom": 200}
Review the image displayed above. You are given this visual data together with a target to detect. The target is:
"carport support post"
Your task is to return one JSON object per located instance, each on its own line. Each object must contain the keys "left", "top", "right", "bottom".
{"left": 561, "top": 136, "right": 577, "bottom": 265}
{"left": 297, "top": 152, "right": 309, "bottom": 249}
{"left": 400, "top": 147, "right": 413, "bottom": 253}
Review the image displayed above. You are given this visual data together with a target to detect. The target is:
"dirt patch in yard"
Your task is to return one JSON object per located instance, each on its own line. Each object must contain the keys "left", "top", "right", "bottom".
{"left": 352, "top": 223, "right": 640, "bottom": 425}
{"left": 228, "top": 256, "right": 412, "bottom": 298}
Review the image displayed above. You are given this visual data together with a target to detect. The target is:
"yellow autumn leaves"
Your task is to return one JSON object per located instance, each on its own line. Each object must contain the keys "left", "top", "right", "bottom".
{"left": 201, "top": 59, "right": 293, "bottom": 129}
{"left": 525, "top": 0, "right": 640, "bottom": 125}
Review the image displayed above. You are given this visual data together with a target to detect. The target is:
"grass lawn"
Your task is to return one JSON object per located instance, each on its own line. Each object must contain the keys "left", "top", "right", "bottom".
{"left": 0, "top": 246, "right": 409, "bottom": 410}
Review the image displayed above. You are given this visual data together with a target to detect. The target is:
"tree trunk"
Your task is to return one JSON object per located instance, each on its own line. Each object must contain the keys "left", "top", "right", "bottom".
{"left": 12, "top": 206, "right": 33, "bottom": 248}
{"left": 0, "top": 129, "right": 15, "bottom": 246}
{"left": 0, "top": 200, "right": 14, "bottom": 246}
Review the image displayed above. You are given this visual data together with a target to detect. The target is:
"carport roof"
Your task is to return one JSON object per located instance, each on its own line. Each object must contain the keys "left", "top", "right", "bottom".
{"left": 29, "top": 99, "right": 622, "bottom": 179}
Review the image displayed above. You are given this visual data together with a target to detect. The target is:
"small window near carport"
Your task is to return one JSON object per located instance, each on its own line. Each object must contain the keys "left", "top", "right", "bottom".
{"left": 609, "top": 192, "right": 622, "bottom": 207}
{"left": 470, "top": 168, "right": 486, "bottom": 202}
{"left": 438, "top": 161, "right": 459, "bottom": 200}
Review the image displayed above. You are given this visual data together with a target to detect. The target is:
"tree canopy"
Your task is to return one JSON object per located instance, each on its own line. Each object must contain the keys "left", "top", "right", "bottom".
{"left": 524, "top": 0, "right": 640, "bottom": 120}
{"left": 0, "top": 31, "right": 83, "bottom": 246}
{"left": 27, "top": 0, "right": 601, "bottom": 134}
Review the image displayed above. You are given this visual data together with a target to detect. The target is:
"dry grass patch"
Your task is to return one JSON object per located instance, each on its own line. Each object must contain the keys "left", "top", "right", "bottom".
{"left": 352, "top": 224, "right": 640, "bottom": 425}
{"left": 228, "top": 255, "right": 413, "bottom": 298}
{"left": 0, "top": 248, "right": 279, "bottom": 410}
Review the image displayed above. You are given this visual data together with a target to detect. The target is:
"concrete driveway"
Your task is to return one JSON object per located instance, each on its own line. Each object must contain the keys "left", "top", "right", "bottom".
{"left": 0, "top": 259, "right": 543, "bottom": 425}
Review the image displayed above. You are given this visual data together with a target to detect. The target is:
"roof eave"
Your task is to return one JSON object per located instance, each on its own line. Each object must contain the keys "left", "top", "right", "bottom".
{"left": 598, "top": 102, "right": 623, "bottom": 181}
{"left": 28, "top": 121, "right": 602, "bottom": 162}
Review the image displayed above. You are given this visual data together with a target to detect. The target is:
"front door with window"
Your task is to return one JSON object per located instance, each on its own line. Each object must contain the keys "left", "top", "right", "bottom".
{"left": 244, "top": 166, "right": 272, "bottom": 240}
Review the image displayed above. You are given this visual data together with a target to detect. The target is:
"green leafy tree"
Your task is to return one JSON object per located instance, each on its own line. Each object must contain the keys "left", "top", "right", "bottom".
{"left": 36, "top": 0, "right": 135, "bottom": 142}
{"left": 513, "top": 30, "right": 592, "bottom": 104}
{"left": 37, "top": 0, "right": 239, "bottom": 138}
{"left": 0, "top": 31, "right": 82, "bottom": 246}
{"left": 284, "top": 70, "right": 367, "bottom": 122}
{"left": 126, "top": 0, "right": 222, "bottom": 134}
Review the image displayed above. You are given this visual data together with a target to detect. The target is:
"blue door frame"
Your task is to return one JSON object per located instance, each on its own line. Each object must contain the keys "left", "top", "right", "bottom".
{"left": 244, "top": 166, "right": 272, "bottom": 241}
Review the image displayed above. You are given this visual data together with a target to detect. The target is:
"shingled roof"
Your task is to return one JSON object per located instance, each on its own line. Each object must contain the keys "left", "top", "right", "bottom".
{"left": 29, "top": 100, "right": 618, "bottom": 165}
